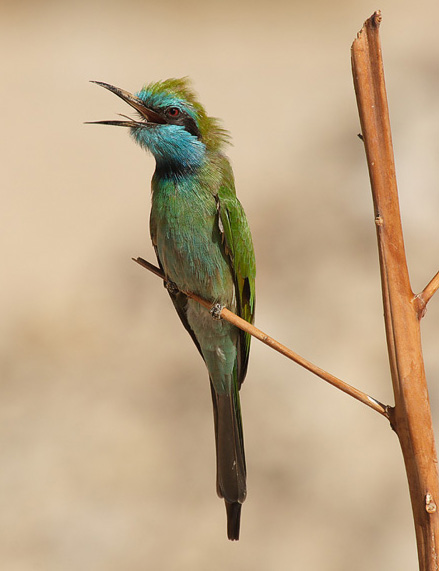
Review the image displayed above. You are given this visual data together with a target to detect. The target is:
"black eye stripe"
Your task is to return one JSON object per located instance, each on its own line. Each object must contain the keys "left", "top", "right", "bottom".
{"left": 163, "top": 107, "right": 201, "bottom": 139}
{"left": 182, "top": 116, "right": 201, "bottom": 139}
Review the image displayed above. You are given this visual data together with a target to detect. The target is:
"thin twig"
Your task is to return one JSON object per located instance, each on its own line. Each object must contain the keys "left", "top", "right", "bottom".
{"left": 133, "top": 256, "right": 389, "bottom": 418}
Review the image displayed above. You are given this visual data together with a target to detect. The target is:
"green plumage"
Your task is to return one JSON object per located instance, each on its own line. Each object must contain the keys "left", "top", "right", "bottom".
{"left": 90, "top": 77, "right": 255, "bottom": 540}
{"left": 138, "top": 77, "right": 231, "bottom": 151}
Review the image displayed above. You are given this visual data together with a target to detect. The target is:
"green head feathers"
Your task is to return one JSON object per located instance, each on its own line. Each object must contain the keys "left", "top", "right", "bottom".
{"left": 135, "top": 77, "right": 230, "bottom": 152}
{"left": 89, "top": 77, "right": 230, "bottom": 172}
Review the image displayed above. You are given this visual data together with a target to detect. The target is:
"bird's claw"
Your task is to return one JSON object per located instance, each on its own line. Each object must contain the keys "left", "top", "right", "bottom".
{"left": 165, "top": 280, "right": 179, "bottom": 295}
{"left": 210, "top": 303, "right": 223, "bottom": 320}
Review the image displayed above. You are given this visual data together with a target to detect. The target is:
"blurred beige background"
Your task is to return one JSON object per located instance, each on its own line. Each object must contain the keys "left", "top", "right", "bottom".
{"left": 2, "top": 0, "right": 439, "bottom": 569}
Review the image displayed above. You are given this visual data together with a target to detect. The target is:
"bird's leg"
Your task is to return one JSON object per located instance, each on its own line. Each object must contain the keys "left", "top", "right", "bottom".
{"left": 210, "top": 303, "right": 224, "bottom": 320}
{"left": 164, "top": 279, "right": 180, "bottom": 295}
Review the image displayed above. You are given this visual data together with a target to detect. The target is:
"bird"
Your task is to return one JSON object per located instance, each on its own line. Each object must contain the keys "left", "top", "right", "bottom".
{"left": 88, "top": 78, "right": 256, "bottom": 540}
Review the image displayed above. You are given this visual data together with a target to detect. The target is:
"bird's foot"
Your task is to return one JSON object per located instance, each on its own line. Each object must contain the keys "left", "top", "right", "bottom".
{"left": 165, "top": 280, "right": 179, "bottom": 295}
{"left": 210, "top": 303, "right": 224, "bottom": 320}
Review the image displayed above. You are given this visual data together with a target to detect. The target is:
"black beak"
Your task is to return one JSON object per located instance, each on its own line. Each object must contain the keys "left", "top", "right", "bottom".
{"left": 86, "top": 81, "right": 165, "bottom": 127}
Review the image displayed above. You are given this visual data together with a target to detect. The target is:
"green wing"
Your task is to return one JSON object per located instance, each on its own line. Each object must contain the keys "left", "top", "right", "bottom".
{"left": 216, "top": 174, "right": 256, "bottom": 387}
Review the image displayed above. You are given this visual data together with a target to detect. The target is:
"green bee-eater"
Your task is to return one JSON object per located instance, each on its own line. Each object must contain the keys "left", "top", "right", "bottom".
{"left": 89, "top": 78, "right": 256, "bottom": 540}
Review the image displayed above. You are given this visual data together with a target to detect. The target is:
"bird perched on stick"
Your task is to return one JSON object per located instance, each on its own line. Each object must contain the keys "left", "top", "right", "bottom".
{"left": 88, "top": 78, "right": 256, "bottom": 540}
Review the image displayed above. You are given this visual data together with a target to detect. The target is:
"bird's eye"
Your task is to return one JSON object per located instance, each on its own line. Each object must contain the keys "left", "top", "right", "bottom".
{"left": 167, "top": 107, "right": 180, "bottom": 118}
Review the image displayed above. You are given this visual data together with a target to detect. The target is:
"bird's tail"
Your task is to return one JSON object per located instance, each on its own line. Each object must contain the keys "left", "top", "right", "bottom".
{"left": 210, "top": 379, "right": 246, "bottom": 541}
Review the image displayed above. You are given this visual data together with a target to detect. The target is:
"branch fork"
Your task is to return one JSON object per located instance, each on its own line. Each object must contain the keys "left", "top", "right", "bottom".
{"left": 352, "top": 11, "right": 439, "bottom": 570}
{"left": 414, "top": 271, "right": 439, "bottom": 318}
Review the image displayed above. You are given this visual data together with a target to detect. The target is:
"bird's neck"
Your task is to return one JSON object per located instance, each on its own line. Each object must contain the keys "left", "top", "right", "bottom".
{"left": 152, "top": 152, "right": 224, "bottom": 193}
{"left": 153, "top": 157, "right": 204, "bottom": 180}
{"left": 132, "top": 124, "right": 207, "bottom": 176}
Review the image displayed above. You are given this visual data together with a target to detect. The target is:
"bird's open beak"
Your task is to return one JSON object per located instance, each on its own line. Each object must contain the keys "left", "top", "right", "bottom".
{"left": 86, "top": 81, "right": 165, "bottom": 127}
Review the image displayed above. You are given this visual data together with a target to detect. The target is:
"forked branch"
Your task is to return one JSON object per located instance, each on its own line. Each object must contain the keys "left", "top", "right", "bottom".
{"left": 352, "top": 11, "right": 439, "bottom": 570}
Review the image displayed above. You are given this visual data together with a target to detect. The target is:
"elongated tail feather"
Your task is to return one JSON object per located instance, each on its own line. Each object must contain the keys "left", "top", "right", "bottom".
{"left": 210, "top": 380, "right": 246, "bottom": 540}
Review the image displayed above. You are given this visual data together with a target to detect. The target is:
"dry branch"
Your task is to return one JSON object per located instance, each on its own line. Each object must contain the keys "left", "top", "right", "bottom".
{"left": 351, "top": 11, "right": 439, "bottom": 570}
